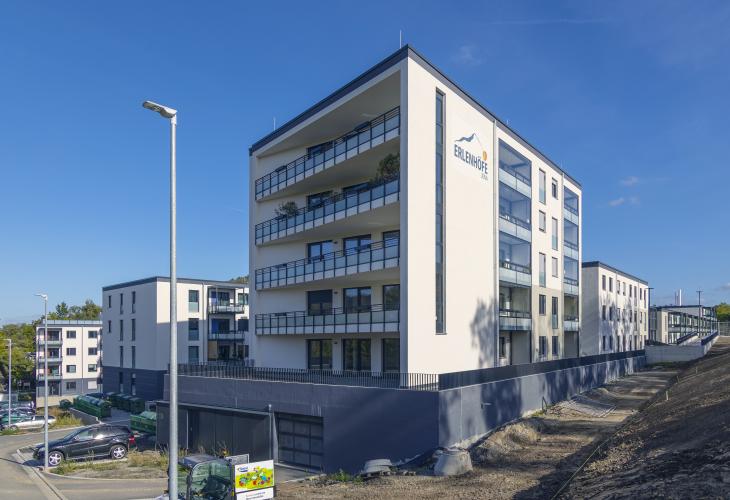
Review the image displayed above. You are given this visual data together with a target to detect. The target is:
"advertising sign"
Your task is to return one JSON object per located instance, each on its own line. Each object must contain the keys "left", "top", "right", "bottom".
{"left": 234, "top": 460, "right": 275, "bottom": 499}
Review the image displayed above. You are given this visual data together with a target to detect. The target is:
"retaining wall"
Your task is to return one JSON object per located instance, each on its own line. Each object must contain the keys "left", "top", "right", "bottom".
{"left": 646, "top": 333, "right": 719, "bottom": 364}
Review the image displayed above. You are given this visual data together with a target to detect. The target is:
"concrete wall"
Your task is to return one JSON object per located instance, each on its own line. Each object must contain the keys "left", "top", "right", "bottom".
{"left": 103, "top": 366, "right": 165, "bottom": 401}
{"left": 646, "top": 334, "right": 717, "bottom": 363}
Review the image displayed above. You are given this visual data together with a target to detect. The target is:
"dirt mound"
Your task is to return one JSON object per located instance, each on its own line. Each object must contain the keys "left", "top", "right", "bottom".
{"left": 472, "top": 418, "right": 544, "bottom": 464}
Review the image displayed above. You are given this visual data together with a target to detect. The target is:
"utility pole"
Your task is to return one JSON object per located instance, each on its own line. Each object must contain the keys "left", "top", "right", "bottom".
{"left": 35, "top": 293, "right": 49, "bottom": 470}
{"left": 697, "top": 290, "right": 703, "bottom": 336}
{"left": 5, "top": 339, "right": 11, "bottom": 426}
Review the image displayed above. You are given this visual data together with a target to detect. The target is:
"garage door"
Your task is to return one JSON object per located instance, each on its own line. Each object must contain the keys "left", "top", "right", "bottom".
{"left": 276, "top": 413, "right": 323, "bottom": 470}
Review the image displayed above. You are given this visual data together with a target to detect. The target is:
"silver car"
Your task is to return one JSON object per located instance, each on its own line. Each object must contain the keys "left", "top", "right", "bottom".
{"left": 3, "top": 415, "right": 56, "bottom": 431}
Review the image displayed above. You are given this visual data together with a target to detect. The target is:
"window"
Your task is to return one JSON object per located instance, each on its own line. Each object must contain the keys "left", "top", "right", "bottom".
{"left": 629, "top": 285, "right": 633, "bottom": 298}
{"left": 539, "top": 336, "right": 547, "bottom": 358}
{"left": 609, "top": 277, "right": 613, "bottom": 292}
{"left": 88, "top": 347, "right": 98, "bottom": 356}
{"left": 551, "top": 217, "right": 558, "bottom": 250}
{"left": 118, "top": 372, "right": 123, "bottom": 392}
{"left": 602, "top": 336, "right": 607, "bottom": 351}
{"left": 132, "top": 290, "right": 136, "bottom": 313}
{"left": 538, "top": 211, "right": 546, "bottom": 232}
{"left": 131, "top": 318, "right": 136, "bottom": 341}
{"left": 382, "top": 339, "right": 400, "bottom": 372}
{"left": 552, "top": 257, "right": 559, "bottom": 278}
{"left": 551, "top": 297, "right": 559, "bottom": 329}
{"left": 107, "top": 320, "right": 112, "bottom": 334}
{"left": 539, "top": 294, "right": 546, "bottom": 315}
{"left": 66, "top": 347, "right": 76, "bottom": 356}
{"left": 539, "top": 253, "right": 546, "bottom": 287}
{"left": 383, "top": 230, "right": 401, "bottom": 247}
{"left": 188, "top": 318, "right": 199, "bottom": 341}
{"left": 307, "top": 290, "right": 333, "bottom": 316}
{"left": 185, "top": 345, "right": 198, "bottom": 363}
{"left": 119, "top": 346, "right": 124, "bottom": 368}
{"left": 108, "top": 295, "right": 112, "bottom": 309}
{"left": 237, "top": 292, "right": 247, "bottom": 306}
{"left": 383, "top": 284, "right": 400, "bottom": 311}
{"left": 308, "top": 240, "right": 334, "bottom": 261}
{"left": 306, "top": 190, "right": 333, "bottom": 209}
{"left": 66, "top": 365, "right": 76, "bottom": 373}
{"left": 602, "top": 275, "right": 606, "bottom": 291}
{"left": 623, "top": 282, "right": 626, "bottom": 296}
{"left": 131, "top": 373, "right": 136, "bottom": 396}
{"left": 238, "top": 318, "right": 249, "bottom": 332}
{"left": 66, "top": 330, "right": 76, "bottom": 339}
{"left": 552, "top": 336, "right": 559, "bottom": 356}
{"left": 307, "top": 339, "right": 332, "bottom": 370}
{"left": 66, "top": 381, "right": 77, "bottom": 391}
{"left": 188, "top": 290, "right": 199, "bottom": 313}
{"left": 343, "top": 235, "right": 372, "bottom": 253}
{"left": 119, "top": 293, "right": 124, "bottom": 313}
{"left": 119, "top": 319, "right": 124, "bottom": 341}
{"left": 551, "top": 179, "right": 558, "bottom": 199}
{"left": 435, "top": 89, "right": 445, "bottom": 334}
{"left": 609, "top": 307, "right": 614, "bottom": 321}
{"left": 539, "top": 170, "right": 546, "bottom": 203}
{"left": 499, "top": 337, "right": 507, "bottom": 359}
{"left": 343, "top": 287, "right": 371, "bottom": 313}
{"left": 88, "top": 364, "right": 98, "bottom": 373}
{"left": 602, "top": 305, "right": 607, "bottom": 321}
{"left": 343, "top": 339, "right": 371, "bottom": 371}
{"left": 88, "top": 330, "right": 98, "bottom": 339}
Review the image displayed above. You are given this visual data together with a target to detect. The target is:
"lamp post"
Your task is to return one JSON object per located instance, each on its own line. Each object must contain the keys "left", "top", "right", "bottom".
{"left": 5, "top": 339, "right": 11, "bottom": 427}
{"left": 35, "top": 293, "right": 48, "bottom": 470}
{"left": 697, "top": 290, "right": 703, "bottom": 336}
{"left": 142, "top": 100, "right": 178, "bottom": 499}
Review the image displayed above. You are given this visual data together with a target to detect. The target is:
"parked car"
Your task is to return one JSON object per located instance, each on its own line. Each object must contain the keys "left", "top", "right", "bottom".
{"left": 33, "top": 424, "right": 135, "bottom": 466}
{"left": 1, "top": 414, "right": 55, "bottom": 431}
{"left": 1, "top": 413, "right": 34, "bottom": 426}
{"left": 1, "top": 407, "right": 36, "bottom": 417}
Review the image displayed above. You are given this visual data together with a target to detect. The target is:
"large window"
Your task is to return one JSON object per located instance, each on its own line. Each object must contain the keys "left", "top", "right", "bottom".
{"left": 383, "top": 284, "right": 400, "bottom": 310}
{"left": 539, "top": 253, "right": 546, "bottom": 287}
{"left": 538, "top": 211, "right": 546, "bottom": 232}
{"left": 343, "top": 235, "right": 372, "bottom": 253}
{"left": 131, "top": 318, "right": 136, "bottom": 341}
{"left": 188, "top": 290, "right": 199, "bottom": 313}
{"left": 343, "top": 287, "right": 371, "bottom": 313}
{"left": 602, "top": 275, "right": 606, "bottom": 290}
{"left": 66, "top": 330, "right": 76, "bottom": 339}
{"left": 131, "top": 346, "right": 136, "bottom": 368}
{"left": 435, "top": 90, "right": 445, "bottom": 334}
{"left": 552, "top": 336, "right": 559, "bottom": 356}
{"left": 539, "top": 170, "right": 546, "bottom": 204}
{"left": 88, "top": 347, "right": 98, "bottom": 356}
{"left": 132, "top": 290, "right": 136, "bottom": 313}
{"left": 551, "top": 217, "right": 558, "bottom": 250}
{"left": 552, "top": 257, "right": 558, "bottom": 278}
{"left": 307, "top": 290, "right": 333, "bottom": 316}
{"left": 306, "top": 190, "right": 333, "bottom": 209}
{"left": 119, "top": 319, "right": 124, "bottom": 341}
{"left": 539, "top": 336, "right": 547, "bottom": 358}
{"left": 343, "top": 339, "right": 371, "bottom": 371}
{"left": 382, "top": 339, "right": 400, "bottom": 372}
{"left": 188, "top": 318, "right": 199, "bottom": 341}
{"left": 539, "top": 294, "right": 546, "bottom": 315}
{"left": 307, "top": 339, "right": 332, "bottom": 370}
{"left": 66, "top": 347, "right": 76, "bottom": 356}
{"left": 66, "top": 365, "right": 76, "bottom": 373}
{"left": 551, "top": 179, "right": 558, "bottom": 199}
{"left": 551, "top": 296, "right": 559, "bottom": 329}
{"left": 308, "top": 240, "right": 334, "bottom": 261}
{"left": 499, "top": 337, "right": 507, "bottom": 359}
{"left": 188, "top": 346, "right": 199, "bottom": 364}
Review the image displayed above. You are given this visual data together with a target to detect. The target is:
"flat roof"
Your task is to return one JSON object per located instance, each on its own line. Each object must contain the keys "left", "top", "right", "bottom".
{"left": 40, "top": 320, "right": 102, "bottom": 327}
{"left": 582, "top": 261, "right": 648, "bottom": 285}
{"left": 249, "top": 45, "right": 581, "bottom": 187}
{"left": 102, "top": 276, "right": 249, "bottom": 292}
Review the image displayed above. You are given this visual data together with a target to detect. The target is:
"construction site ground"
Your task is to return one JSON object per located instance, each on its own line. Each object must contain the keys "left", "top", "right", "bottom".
{"left": 279, "top": 337, "right": 730, "bottom": 499}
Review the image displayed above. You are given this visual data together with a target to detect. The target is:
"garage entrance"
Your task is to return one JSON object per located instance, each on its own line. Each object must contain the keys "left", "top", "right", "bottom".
{"left": 276, "top": 413, "right": 324, "bottom": 470}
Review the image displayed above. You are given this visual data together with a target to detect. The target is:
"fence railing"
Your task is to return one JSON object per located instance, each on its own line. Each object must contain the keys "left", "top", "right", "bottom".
{"left": 208, "top": 303, "right": 246, "bottom": 314}
{"left": 254, "top": 107, "right": 400, "bottom": 199}
{"left": 701, "top": 331, "right": 719, "bottom": 346}
{"left": 499, "top": 163, "right": 531, "bottom": 185}
{"left": 499, "top": 260, "right": 531, "bottom": 274}
{"left": 256, "top": 305, "right": 399, "bottom": 334}
{"left": 499, "top": 211, "right": 531, "bottom": 230}
{"left": 675, "top": 332, "right": 697, "bottom": 345}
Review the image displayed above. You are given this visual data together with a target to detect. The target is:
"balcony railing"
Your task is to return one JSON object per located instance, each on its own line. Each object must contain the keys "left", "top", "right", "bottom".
{"left": 256, "top": 304, "right": 399, "bottom": 335}
{"left": 564, "top": 277, "right": 579, "bottom": 286}
{"left": 564, "top": 240, "right": 579, "bottom": 251}
{"left": 254, "top": 107, "right": 401, "bottom": 200}
{"left": 499, "top": 164, "right": 531, "bottom": 186}
{"left": 208, "top": 303, "right": 246, "bottom": 314}
{"left": 499, "top": 211, "right": 531, "bottom": 230}
{"left": 38, "top": 373, "right": 62, "bottom": 381}
{"left": 499, "top": 260, "right": 531, "bottom": 275}
{"left": 255, "top": 176, "right": 400, "bottom": 245}
{"left": 38, "top": 339, "right": 62, "bottom": 346}
{"left": 499, "top": 309, "right": 531, "bottom": 319}
{"left": 564, "top": 203, "right": 578, "bottom": 216}
{"left": 208, "top": 330, "right": 246, "bottom": 341}
{"left": 564, "top": 315, "right": 580, "bottom": 331}
{"left": 255, "top": 239, "right": 400, "bottom": 290}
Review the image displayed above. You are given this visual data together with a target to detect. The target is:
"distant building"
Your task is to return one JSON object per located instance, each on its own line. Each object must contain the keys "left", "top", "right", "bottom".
{"left": 649, "top": 305, "right": 717, "bottom": 344}
{"left": 36, "top": 320, "right": 102, "bottom": 407}
{"left": 101, "top": 277, "right": 249, "bottom": 400}
{"left": 581, "top": 262, "right": 649, "bottom": 355}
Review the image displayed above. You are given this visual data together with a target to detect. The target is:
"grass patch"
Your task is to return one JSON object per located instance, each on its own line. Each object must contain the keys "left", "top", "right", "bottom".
{"left": 0, "top": 428, "right": 22, "bottom": 436}
{"left": 127, "top": 450, "right": 169, "bottom": 471}
{"left": 50, "top": 410, "right": 83, "bottom": 429}
{"left": 323, "top": 469, "right": 363, "bottom": 484}
{"left": 54, "top": 458, "right": 119, "bottom": 475}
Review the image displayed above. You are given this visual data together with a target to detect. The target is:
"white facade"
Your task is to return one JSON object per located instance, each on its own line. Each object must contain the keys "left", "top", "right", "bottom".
{"left": 248, "top": 47, "right": 582, "bottom": 374}
{"left": 101, "top": 277, "right": 249, "bottom": 376}
{"left": 650, "top": 305, "right": 717, "bottom": 344}
{"left": 36, "top": 320, "right": 102, "bottom": 406}
{"left": 581, "top": 262, "right": 649, "bottom": 355}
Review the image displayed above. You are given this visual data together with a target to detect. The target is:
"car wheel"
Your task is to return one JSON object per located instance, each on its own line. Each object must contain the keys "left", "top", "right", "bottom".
{"left": 48, "top": 451, "right": 64, "bottom": 467}
{"left": 110, "top": 445, "right": 127, "bottom": 460}
{"left": 9, "top": 425, "right": 18, "bottom": 431}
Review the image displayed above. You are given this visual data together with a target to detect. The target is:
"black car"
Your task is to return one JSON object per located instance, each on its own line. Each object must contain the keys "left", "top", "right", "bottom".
{"left": 34, "top": 424, "right": 136, "bottom": 466}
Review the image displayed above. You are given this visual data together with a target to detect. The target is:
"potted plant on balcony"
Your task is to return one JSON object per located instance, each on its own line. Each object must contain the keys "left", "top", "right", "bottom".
{"left": 275, "top": 201, "right": 299, "bottom": 219}
{"left": 372, "top": 153, "right": 400, "bottom": 183}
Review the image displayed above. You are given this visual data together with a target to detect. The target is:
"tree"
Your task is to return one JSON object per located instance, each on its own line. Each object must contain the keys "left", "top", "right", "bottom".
{"left": 48, "top": 299, "right": 101, "bottom": 321}
{"left": 53, "top": 302, "right": 70, "bottom": 319}
{"left": 275, "top": 201, "right": 299, "bottom": 219}
{"left": 716, "top": 302, "right": 730, "bottom": 322}
{"left": 0, "top": 323, "right": 37, "bottom": 388}
{"left": 229, "top": 275, "right": 249, "bottom": 284}
{"left": 373, "top": 153, "right": 400, "bottom": 183}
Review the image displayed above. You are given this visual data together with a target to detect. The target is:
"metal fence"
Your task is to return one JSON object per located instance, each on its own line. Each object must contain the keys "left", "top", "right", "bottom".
{"left": 719, "top": 322, "right": 730, "bottom": 336}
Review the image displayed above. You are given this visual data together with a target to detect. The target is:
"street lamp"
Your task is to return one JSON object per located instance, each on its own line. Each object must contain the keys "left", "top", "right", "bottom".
{"left": 5, "top": 339, "right": 11, "bottom": 428}
{"left": 35, "top": 293, "right": 48, "bottom": 470}
{"left": 142, "top": 100, "right": 178, "bottom": 499}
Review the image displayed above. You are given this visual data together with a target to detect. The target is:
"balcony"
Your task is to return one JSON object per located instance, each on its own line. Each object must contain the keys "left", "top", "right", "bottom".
{"left": 256, "top": 305, "right": 399, "bottom": 335}
{"left": 564, "top": 240, "right": 579, "bottom": 260}
{"left": 564, "top": 187, "right": 580, "bottom": 223}
{"left": 38, "top": 373, "right": 62, "bottom": 381}
{"left": 255, "top": 239, "right": 399, "bottom": 290}
{"left": 208, "top": 303, "right": 246, "bottom": 314}
{"left": 499, "top": 166, "right": 531, "bottom": 198}
{"left": 564, "top": 277, "right": 579, "bottom": 296}
{"left": 208, "top": 330, "right": 246, "bottom": 341}
{"left": 40, "top": 356, "right": 62, "bottom": 364}
{"left": 255, "top": 176, "right": 400, "bottom": 245}
{"left": 498, "top": 212, "right": 531, "bottom": 242}
{"left": 499, "top": 260, "right": 532, "bottom": 287}
{"left": 564, "top": 316, "right": 580, "bottom": 332}
{"left": 499, "top": 310, "right": 531, "bottom": 331}
{"left": 254, "top": 107, "right": 400, "bottom": 200}
{"left": 563, "top": 204, "right": 579, "bottom": 225}
{"left": 38, "top": 339, "right": 62, "bottom": 347}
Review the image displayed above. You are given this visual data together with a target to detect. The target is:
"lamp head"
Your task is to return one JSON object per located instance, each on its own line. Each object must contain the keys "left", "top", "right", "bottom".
{"left": 142, "top": 100, "right": 177, "bottom": 119}
{"left": 35, "top": 293, "right": 47, "bottom": 300}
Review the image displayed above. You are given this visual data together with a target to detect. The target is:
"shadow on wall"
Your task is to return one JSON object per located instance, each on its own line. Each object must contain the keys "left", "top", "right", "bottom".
{"left": 470, "top": 299, "right": 496, "bottom": 368}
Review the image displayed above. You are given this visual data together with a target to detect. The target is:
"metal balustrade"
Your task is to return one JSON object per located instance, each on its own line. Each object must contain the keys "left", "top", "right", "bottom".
{"left": 256, "top": 304, "right": 399, "bottom": 335}
{"left": 208, "top": 330, "right": 246, "bottom": 340}
{"left": 208, "top": 303, "right": 246, "bottom": 314}
{"left": 254, "top": 107, "right": 400, "bottom": 200}
{"left": 255, "top": 239, "right": 400, "bottom": 289}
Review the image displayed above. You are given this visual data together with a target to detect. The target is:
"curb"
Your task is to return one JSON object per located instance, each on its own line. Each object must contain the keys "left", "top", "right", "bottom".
{"left": 12, "top": 451, "right": 67, "bottom": 500}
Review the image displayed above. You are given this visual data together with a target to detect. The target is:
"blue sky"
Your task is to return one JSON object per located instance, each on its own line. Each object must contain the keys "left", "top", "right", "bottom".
{"left": 1, "top": 1, "right": 729, "bottom": 323}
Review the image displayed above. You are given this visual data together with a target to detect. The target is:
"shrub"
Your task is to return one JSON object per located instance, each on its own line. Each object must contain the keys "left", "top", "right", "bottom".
{"left": 373, "top": 153, "right": 400, "bottom": 183}
{"left": 275, "top": 201, "right": 299, "bottom": 218}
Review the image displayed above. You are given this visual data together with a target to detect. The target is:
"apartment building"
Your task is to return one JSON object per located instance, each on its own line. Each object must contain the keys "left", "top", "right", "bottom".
{"left": 101, "top": 277, "right": 249, "bottom": 400}
{"left": 248, "top": 45, "right": 582, "bottom": 375}
{"left": 650, "top": 305, "right": 718, "bottom": 344}
{"left": 580, "top": 262, "right": 649, "bottom": 356}
{"left": 35, "top": 320, "right": 102, "bottom": 407}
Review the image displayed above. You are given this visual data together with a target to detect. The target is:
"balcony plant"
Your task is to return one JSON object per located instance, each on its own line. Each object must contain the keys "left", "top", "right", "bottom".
{"left": 275, "top": 201, "right": 299, "bottom": 219}
{"left": 372, "top": 153, "right": 400, "bottom": 183}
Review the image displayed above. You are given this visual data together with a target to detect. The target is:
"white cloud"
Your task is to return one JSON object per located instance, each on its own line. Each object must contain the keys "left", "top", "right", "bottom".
{"left": 621, "top": 176, "right": 640, "bottom": 186}
{"left": 609, "top": 197, "right": 625, "bottom": 207}
{"left": 452, "top": 44, "right": 483, "bottom": 67}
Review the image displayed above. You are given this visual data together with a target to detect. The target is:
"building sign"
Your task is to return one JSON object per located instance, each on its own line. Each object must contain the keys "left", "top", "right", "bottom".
{"left": 453, "top": 132, "right": 489, "bottom": 181}
{"left": 235, "top": 460, "right": 275, "bottom": 499}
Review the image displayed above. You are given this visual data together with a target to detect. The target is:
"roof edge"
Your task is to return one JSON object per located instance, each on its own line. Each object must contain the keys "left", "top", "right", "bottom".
{"left": 582, "top": 261, "right": 648, "bottom": 285}
{"left": 102, "top": 276, "right": 249, "bottom": 292}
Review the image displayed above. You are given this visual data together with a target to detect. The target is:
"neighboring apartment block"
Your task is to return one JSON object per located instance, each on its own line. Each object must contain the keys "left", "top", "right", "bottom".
{"left": 249, "top": 45, "right": 582, "bottom": 375}
{"left": 36, "top": 320, "right": 102, "bottom": 407}
{"left": 101, "top": 277, "right": 249, "bottom": 400}
{"left": 580, "top": 262, "right": 649, "bottom": 356}
{"left": 650, "top": 305, "right": 718, "bottom": 344}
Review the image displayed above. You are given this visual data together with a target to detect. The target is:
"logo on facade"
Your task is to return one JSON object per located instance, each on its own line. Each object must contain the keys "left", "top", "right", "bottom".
{"left": 454, "top": 133, "right": 488, "bottom": 180}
